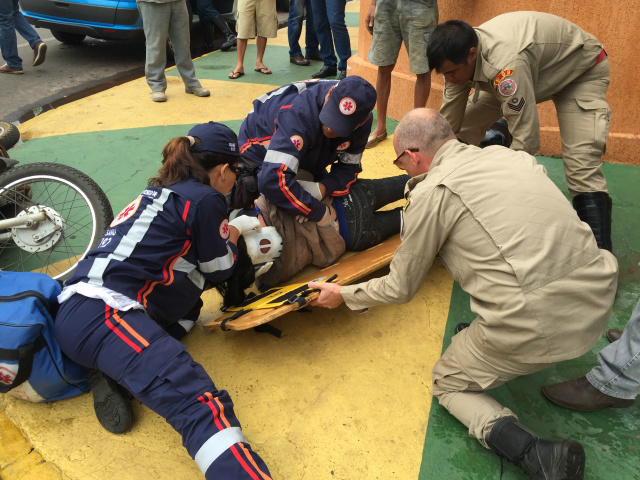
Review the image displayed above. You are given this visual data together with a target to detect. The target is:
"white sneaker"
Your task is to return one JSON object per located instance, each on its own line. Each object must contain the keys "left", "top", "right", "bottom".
{"left": 185, "top": 86, "right": 210, "bottom": 97}
{"left": 151, "top": 91, "right": 167, "bottom": 102}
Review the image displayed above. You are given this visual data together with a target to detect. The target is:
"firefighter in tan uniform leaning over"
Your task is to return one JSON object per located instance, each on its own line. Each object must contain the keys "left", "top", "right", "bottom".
{"left": 310, "top": 108, "right": 619, "bottom": 480}
{"left": 426, "top": 12, "right": 613, "bottom": 252}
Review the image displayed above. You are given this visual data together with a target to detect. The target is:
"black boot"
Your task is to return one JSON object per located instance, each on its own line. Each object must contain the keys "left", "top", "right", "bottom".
{"left": 212, "top": 16, "right": 237, "bottom": 51}
{"left": 87, "top": 369, "right": 134, "bottom": 434}
{"left": 480, "top": 118, "right": 512, "bottom": 148}
{"left": 572, "top": 192, "right": 613, "bottom": 252}
{"left": 487, "top": 416, "right": 585, "bottom": 480}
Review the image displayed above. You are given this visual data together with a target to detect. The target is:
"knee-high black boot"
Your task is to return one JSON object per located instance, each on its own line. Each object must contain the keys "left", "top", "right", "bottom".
{"left": 487, "top": 416, "right": 585, "bottom": 480}
{"left": 572, "top": 192, "right": 613, "bottom": 252}
{"left": 212, "top": 16, "right": 237, "bottom": 51}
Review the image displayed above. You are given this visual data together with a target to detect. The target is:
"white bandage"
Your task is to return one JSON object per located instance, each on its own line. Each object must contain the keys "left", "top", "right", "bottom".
{"left": 228, "top": 215, "right": 261, "bottom": 235}
{"left": 297, "top": 180, "right": 323, "bottom": 200}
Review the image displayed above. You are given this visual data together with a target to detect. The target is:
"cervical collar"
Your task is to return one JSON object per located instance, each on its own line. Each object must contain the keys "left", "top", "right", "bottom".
{"left": 242, "top": 226, "right": 283, "bottom": 276}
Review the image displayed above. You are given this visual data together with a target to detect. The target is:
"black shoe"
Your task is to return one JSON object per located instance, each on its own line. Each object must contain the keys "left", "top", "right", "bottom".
{"left": 487, "top": 416, "right": 585, "bottom": 480}
{"left": 337, "top": 69, "right": 347, "bottom": 81}
{"left": 212, "top": 16, "right": 237, "bottom": 51}
{"left": 312, "top": 65, "right": 337, "bottom": 79}
{"left": 87, "top": 369, "right": 134, "bottom": 434}
{"left": 454, "top": 323, "right": 470, "bottom": 334}
{"left": 606, "top": 328, "right": 622, "bottom": 343}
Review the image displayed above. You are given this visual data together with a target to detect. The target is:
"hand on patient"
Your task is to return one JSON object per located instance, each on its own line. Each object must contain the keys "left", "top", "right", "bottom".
{"left": 229, "top": 215, "right": 261, "bottom": 235}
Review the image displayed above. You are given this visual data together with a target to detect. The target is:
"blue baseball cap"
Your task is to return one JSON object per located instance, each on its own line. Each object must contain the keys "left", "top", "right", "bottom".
{"left": 188, "top": 121, "right": 240, "bottom": 157}
{"left": 319, "top": 76, "right": 377, "bottom": 137}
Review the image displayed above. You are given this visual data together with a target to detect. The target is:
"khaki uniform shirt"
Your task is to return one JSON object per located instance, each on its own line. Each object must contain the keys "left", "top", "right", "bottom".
{"left": 440, "top": 11, "right": 603, "bottom": 154}
{"left": 341, "top": 140, "right": 618, "bottom": 363}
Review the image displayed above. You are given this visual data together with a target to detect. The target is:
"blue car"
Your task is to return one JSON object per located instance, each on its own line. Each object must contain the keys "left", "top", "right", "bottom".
{"left": 19, "top": 0, "right": 236, "bottom": 45}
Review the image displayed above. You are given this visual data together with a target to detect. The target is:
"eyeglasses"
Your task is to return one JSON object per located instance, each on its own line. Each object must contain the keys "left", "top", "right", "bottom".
{"left": 228, "top": 164, "right": 241, "bottom": 177}
{"left": 393, "top": 148, "right": 419, "bottom": 169}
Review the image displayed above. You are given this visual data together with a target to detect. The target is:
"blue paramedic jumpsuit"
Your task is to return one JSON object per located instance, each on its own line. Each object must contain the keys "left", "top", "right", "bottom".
{"left": 238, "top": 79, "right": 372, "bottom": 222}
{"left": 54, "top": 177, "right": 272, "bottom": 480}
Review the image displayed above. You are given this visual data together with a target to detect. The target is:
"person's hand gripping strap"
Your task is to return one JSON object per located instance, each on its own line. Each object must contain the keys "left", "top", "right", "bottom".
{"left": 228, "top": 215, "right": 261, "bottom": 235}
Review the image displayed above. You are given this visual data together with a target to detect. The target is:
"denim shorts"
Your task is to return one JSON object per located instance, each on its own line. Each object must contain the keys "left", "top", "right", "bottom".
{"left": 367, "top": 0, "right": 438, "bottom": 74}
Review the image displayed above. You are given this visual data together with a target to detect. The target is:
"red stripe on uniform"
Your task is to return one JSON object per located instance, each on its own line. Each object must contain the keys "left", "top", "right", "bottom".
{"left": 198, "top": 393, "right": 225, "bottom": 431}
{"left": 331, "top": 174, "right": 359, "bottom": 196}
{"left": 182, "top": 201, "right": 191, "bottom": 222}
{"left": 140, "top": 240, "right": 191, "bottom": 307}
{"left": 104, "top": 306, "right": 142, "bottom": 354}
{"left": 240, "top": 134, "right": 275, "bottom": 154}
{"left": 238, "top": 443, "right": 272, "bottom": 480}
{"left": 277, "top": 165, "right": 311, "bottom": 214}
{"left": 230, "top": 445, "right": 260, "bottom": 480}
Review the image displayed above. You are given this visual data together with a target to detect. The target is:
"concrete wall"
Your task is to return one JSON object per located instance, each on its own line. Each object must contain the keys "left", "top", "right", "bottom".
{"left": 348, "top": 0, "right": 640, "bottom": 165}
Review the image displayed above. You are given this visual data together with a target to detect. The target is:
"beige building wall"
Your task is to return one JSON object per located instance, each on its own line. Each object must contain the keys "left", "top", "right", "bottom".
{"left": 348, "top": 0, "right": 640, "bottom": 165}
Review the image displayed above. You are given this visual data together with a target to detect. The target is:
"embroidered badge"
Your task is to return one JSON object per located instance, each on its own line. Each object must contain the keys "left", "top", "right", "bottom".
{"left": 508, "top": 96, "right": 526, "bottom": 112}
{"left": 111, "top": 197, "right": 141, "bottom": 227}
{"left": 494, "top": 69, "right": 514, "bottom": 86}
{"left": 0, "top": 365, "right": 16, "bottom": 385}
{"left": 498, "top": 79, "right": 517, "bottom": 96}
{"left": 339, "top": 97, "right": 356, "bottom": 115}
{"left": 337, "top": 141, "right": 350, "bottom": 150}
{"left": 220, "top": 219, "right": 230, "bottom": 239}
{"left": 290, "top": 135, "right": 304, "bottom": 151}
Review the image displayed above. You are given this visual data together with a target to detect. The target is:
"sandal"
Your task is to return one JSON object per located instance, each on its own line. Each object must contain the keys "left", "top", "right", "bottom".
{"left": 254, "top": 66, "right": 272, "bottom": 75}
{"left": 229, "top": 70, "right": 244, "bottom": 79}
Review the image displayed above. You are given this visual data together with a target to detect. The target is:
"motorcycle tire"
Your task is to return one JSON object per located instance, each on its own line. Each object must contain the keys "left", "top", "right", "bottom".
{"left": 0, "top": 163, "right": 114, "bottom": 281}
{"left": 0, "top": 122, "right": 20, "bottom": 150}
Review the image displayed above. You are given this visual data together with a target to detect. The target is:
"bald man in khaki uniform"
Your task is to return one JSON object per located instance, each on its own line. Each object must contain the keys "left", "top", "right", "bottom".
{"left": 427, "top": 12, "right": 613, "bottom": 253}
{"left": 310, "top": 109, "right": 618, "bottom": 480}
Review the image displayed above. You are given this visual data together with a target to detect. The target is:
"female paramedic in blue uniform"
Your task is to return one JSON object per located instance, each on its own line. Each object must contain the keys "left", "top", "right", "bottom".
{"left": 53, "top": 122, "right": 272, "bottom": 480}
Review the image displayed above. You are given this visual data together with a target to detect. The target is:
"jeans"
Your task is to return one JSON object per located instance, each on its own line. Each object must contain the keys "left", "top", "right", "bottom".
{"left": 587, "top": 297, "right": 640, "bottom": 400}
{"left": 0, "top": 0, "right": 41, "bottom": 68}
{"left": 287, "top": 0, "right": 319, "bottom": 58}
{"left": 138, "top": 0, "right": 201, "bottom": 92}
{"left": 196, "top": 0, "right": 221, "bottom": 23}
{"left": 310, "top": 0, "right": 350, "bottom": 70}
{"left": 341, "top": 175, "right": 409, "bottom": 251}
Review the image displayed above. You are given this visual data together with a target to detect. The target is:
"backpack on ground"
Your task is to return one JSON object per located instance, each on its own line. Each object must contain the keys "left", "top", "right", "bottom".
{"left": 0, "top": 271, "right": 88, "bottom": 402}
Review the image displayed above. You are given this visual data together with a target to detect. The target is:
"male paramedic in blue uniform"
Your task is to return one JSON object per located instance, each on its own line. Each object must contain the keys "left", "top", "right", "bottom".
{"left": 235, "top": 76, "right": 377, "bottom": 223}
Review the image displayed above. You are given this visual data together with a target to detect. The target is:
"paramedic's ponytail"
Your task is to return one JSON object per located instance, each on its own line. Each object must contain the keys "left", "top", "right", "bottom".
{"left": 148, "top": 137, "right": 209, "bottom": 187}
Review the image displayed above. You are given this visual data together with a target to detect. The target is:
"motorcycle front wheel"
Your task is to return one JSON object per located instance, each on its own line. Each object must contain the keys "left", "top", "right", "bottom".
{"left": 0, "top": 163, "right": 113, "bottom": 281}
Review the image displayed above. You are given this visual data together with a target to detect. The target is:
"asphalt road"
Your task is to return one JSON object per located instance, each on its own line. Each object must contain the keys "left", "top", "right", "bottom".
{"left": 1, "top": 10, "right": 289, "bottom": 125}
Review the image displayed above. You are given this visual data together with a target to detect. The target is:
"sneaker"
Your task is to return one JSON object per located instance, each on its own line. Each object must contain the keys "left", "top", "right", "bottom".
{"left": 86, "top": 369, "right": 134, "bottom": 434}
{"left": 185, "top": 86, "right": 210, "bottom": 97}
{"left": 0, "top": 64, "right": 24, "bottom": 74}
{"left": 32, "top": 42, "right": 47, "bottom": 67}
{"left": 151, "top": 91, "right": 167, "bottom": 102}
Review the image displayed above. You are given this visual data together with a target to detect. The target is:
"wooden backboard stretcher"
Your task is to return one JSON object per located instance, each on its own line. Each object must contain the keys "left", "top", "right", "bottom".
{"left": 202, "top": 235, "right": 401, "bottom": 331}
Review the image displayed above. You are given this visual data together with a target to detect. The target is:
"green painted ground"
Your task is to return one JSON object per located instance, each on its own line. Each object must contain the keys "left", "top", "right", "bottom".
{"left": 420, "top": 158, "right": 640, "bottom": 480}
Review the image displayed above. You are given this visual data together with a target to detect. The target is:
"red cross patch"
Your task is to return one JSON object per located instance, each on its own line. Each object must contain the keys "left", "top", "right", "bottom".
{"left": 339, "top": 97, "right": 356, "bottom": 115}
{"left": 290, "top": 135, "right": 304, "bottom": 151}
{"left": 111, "top": 197, "right": 142, "bottom": 227}
{"left": 337, "top": 141, "right": 350, "bottom": 150}
{"left": 220, "top": 219, "right": 230, "bottom": 239}
{"left": 0, "top": 366, "right": 16, "bottom": 385}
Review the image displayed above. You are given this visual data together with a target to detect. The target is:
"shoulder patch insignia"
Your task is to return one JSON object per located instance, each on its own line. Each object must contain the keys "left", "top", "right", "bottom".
{"left": 339, "top": 97, "right": 356, "bottom": 115}
{"left": 498, "top": 78, "right": 517, "bottom": 97}
{"left": 290, "top": 135, "right": 304, "bottom": 151}
{"left": 337, "top": 141, "right": 350, "bottom": 150}
{"left": 111, "top": 197, "right": 142, "bottom": 227}
{"left": 494, "top": 69, "right": 514, "bottom": 86}
{"left": 507, "top": 96, "right": 526, "bottom": 112}
{"left": 220, "top": 219, "right": 230, "bottom": 239}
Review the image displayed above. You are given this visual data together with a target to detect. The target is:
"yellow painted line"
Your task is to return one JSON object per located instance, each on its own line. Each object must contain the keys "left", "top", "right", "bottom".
{"left": 19, "top": 78, "right": 273, "bottom": 140}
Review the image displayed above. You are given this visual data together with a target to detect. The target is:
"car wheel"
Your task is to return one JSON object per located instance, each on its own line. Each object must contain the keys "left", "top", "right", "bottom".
{"left": 0, "top": 122, "right": 20, "bottom": 150}
{"left": 50, "top": 30, "right": 86, "bottom": 45}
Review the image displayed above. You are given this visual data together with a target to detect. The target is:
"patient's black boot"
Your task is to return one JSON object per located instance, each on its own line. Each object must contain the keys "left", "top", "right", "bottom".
{"left": 87, "top": 369, "right": 133, "bottom": 434}
{"left": 572, "top": 192, "right": 612, "bottom": 252}
{"left": 486, "top": 416, "right": 585, "bottom": 480}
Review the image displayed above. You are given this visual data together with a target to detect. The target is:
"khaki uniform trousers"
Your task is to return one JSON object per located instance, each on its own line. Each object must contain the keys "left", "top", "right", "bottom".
{"left": 455, "top": 58, "right": 611, "bottom": 197}
{"left": 431, "top": 330, "right": 555, "bottom": 448}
